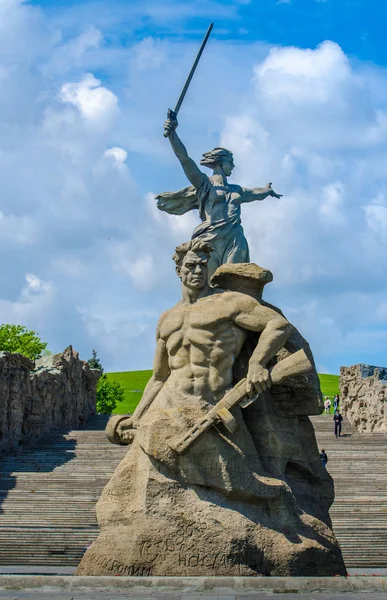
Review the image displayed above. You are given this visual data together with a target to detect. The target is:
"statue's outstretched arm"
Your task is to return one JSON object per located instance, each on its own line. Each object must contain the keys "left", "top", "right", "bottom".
{"left": 241, "top": 182, "right": 282, "bottom": 203}
{"left": 164, "top": 115, "right": 205, "bottom": 189}
{"left": 233, "top": 298, "right": 291, "bottom": 395}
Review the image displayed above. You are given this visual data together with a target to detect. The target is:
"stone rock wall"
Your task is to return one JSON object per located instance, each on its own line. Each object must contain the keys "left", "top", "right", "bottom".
{"left": 0, "top": 345, "right": 100, "bottom": 454}
{"left": 340, "top": 364, "right": 387, "bottom": 433}
{"left": 0, "top": 352, "right": 34, "bottom": 454}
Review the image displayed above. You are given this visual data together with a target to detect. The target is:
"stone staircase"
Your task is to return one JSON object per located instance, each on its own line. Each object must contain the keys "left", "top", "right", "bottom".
{"left": 0, "top": 412, "right": 386, "bottom": 568}
{"left": 0, "top": 414, "right": 127, "bottom": 566}
{"left": 312, "top": 413, "right": 387, "bottom": 569}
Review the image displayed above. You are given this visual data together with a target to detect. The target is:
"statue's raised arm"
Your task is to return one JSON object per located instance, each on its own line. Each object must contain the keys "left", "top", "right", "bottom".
{"left": 164, "top": 114, "right": 206, "bottom": 189}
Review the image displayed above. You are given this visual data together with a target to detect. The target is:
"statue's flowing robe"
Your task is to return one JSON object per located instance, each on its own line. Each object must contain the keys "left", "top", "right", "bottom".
{"left": 156, "top": 176, "right": 249, "bottom": 276}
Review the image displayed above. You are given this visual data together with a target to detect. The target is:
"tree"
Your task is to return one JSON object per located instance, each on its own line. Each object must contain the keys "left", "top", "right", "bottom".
{"left": 0, "top": 324, "right": 48, "bottom": 361}
{"left": 96, "top": 374, "right": 124, "bottom": 414}
{"left": 88, "top": 349, "right": 104, "bottom": 373}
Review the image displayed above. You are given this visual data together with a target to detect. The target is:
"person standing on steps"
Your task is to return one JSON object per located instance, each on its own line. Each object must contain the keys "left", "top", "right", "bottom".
{"left": 320, "top": 449, "right": 328, "bottom": 468}
{"left": 334, "top": 411, "right": 343, "bottom": 438}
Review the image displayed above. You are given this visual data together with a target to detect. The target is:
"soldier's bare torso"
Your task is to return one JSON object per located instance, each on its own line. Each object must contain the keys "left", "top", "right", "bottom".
{"left": 159, "top": 291, "right": 246, "bottom": 403}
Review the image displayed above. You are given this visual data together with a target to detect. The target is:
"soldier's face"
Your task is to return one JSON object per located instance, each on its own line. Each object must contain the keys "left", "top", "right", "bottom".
{"left": 180, "top": 251, "right": 208, "bottom": 289}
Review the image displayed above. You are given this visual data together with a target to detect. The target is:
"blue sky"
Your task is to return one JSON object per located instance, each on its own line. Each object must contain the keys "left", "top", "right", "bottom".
{"left": 1, "top": 0, "right": 387, "bottom": 374}
{"left": 31, "top": 0, "right": 387, "bottom": 64}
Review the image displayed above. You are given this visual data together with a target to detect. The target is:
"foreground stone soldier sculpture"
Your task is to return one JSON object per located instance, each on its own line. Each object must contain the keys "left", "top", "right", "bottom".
{"left": 156, "top": 115, "right": 282, "bottom": 280}
{"left": 77, "top": 241, "right": 346, "bottom": 577}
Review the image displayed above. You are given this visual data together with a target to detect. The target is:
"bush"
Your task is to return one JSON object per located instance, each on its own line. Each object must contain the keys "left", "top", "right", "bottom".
{"left": 0, "top": 324, "right": 48, "bottom": 361}
{"left": 96, "top": 374, "right": 124, "bottom": 414}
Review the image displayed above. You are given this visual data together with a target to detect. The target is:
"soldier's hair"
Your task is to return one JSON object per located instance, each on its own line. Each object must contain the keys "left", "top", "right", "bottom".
{"left": 200, "top": 147, "right": 233, "bottom": 169}
{"left": 172, "top": 239, "right": 213, "bottom": 274}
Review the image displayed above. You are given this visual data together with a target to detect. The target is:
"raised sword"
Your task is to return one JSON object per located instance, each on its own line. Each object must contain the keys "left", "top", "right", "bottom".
{"left": 163, "top": 22, "right": 213, "bottom": 136}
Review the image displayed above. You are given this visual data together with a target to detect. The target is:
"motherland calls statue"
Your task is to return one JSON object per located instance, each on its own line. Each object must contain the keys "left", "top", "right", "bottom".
{"left": 77, "top": 25, "right": 346, "bottom": 577}
{"left": 156, "top": 116, "right": 282, "bottom": 280}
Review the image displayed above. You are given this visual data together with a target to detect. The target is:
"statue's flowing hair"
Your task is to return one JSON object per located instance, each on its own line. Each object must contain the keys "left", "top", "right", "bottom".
{"left": 200, "top": 147, "right": 233, "bottom": 169}
{"left": 172, "top": 240, "right": 213, "bottom": 273}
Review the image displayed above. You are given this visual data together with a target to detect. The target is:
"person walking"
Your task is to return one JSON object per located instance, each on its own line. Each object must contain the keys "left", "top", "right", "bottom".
{"left": 333, "top": 394, "right": 340, "bottom": 413}
{"left": 320, "top": 449, "right": 328, "bottom": 468}
{"left": 324, "top": 397, "right": 331, "bottom": 414}
{"left": 334, "top": 411, "right": 343, "bottom": 438}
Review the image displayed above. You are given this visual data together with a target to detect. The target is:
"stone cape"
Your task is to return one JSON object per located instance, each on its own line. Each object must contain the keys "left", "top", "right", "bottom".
{"left": 76, "top": 264, "right": 346, "bottom": 578}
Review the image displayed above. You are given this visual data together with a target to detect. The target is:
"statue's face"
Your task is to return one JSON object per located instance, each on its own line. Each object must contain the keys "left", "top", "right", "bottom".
{"left": 180, "top": 251, "right": 208, "bottom": 290}
{"left": 222, "top": 156, "right": 234, "bottom": 176}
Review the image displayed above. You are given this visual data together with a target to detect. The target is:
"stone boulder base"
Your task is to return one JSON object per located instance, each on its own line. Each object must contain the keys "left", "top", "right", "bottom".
{"left": 77, "top": 389, "right": 346, "bottom": 577}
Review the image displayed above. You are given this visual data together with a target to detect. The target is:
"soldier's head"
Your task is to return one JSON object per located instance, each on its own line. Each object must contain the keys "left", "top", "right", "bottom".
{"left": 173, "top": 240, "right": 212, "bottom": 290}
{"left": 200, "top": 148, "right": 234, "bottom": 176}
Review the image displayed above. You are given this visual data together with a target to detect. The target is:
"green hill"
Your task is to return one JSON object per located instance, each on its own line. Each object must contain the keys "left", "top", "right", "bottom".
{"left": 106, "top": 370, "right": 152, "bottom": 414}
{"left": 318, "top": 373, "right": 339, "bottom": 397}
{"left": 106, "top": 370, "right": 340, "bottom": 415}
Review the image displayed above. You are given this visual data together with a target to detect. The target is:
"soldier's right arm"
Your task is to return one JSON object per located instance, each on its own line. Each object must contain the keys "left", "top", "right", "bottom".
{"left": 114, "top": 316, "right": 170, "bottom": 443}
{"left": 164, "top": 116, "right": 205, "bottom": 189}
{"left": 131, "top": 336, "right": 169, "bottom": 425}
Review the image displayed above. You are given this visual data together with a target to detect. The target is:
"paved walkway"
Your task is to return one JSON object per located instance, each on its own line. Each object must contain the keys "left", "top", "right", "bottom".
{"left": 1, "top": 593, "right": 387, "bottom": 599}
{"left": 0, "top": 576, "right": 387, "bottom": 599}
{"left": 1, "top": 566, "right": 387, "bottom": 575}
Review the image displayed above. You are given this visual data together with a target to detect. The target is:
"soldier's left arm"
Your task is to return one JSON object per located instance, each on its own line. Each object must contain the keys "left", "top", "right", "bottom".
{"left": 233, "top": 296, "right": 292, "bottom": 394}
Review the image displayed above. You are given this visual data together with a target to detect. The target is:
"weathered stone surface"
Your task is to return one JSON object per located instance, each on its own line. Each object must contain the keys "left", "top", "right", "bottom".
{"left": 0, "top": 352, "right": 34, "bottom": 454}
{"left": 0, "top": 346, "right": 100, "bottom": 454}
{"left": 211, "top": 262, "right": 273, "bottom": 299}
{"left": 77, "top": 252, "right": 345, "bottom": 577}
{"left": 340, "top": 363, "right": 387, "bottom": 433}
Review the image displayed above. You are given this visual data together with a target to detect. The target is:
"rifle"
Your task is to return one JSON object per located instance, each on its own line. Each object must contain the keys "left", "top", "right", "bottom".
{"left": 169, "top": 349, "right": 313, "bottom": 454}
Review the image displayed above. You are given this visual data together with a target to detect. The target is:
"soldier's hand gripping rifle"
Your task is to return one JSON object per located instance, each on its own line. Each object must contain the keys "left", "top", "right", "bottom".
{"left": 169, "top": 349, "right": 313, "bottom": 454}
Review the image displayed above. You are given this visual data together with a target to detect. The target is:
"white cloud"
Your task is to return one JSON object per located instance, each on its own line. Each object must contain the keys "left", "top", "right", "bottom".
{"left": 319, "top": 181, "right": 346, "bottom": 225}
{"left": 60, "top": 73, "right": 118, "bottom": 122}
{"left": 0, "top": 273, "right": 54, "bottom": 333}
{"left": 25, "top": 274, "right": 44, "bottom": 292}
{"left": 1, "top": 1, "right": 387, "bottom": 375}
{"left": 109, "top": 242, "right": 159, "bottom": 291}
{"left": 104, "top": 147, "right": 127, "bottom": 163}
{"left": 363, "top": 196, "right": 387, "bottom": 241}
{"left": 130, "top": 37, "right": 167, "bottom": 71}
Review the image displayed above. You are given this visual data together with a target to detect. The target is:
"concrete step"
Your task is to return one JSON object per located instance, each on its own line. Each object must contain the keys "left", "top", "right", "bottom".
{"left": 311, "top": 413, "right": 387, "bottom": 567}
{"left": 0, "top": 411, "right": 387, "bottom": 568}
{"left": 0, "top": 413, "right": 127, "bottom": 566}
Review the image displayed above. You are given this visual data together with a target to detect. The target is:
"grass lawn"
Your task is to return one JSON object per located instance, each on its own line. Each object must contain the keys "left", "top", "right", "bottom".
{"left": 106, "top": 370, "right": 152, "bottom": 414}
{"left": 318, "top": 373, "right": 340, "bottom": 398}
{"left": 107, "top": 369, "right": 340, "bottom": 414}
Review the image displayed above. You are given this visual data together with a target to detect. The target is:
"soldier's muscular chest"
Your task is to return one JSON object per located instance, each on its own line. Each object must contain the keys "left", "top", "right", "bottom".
{"left": 159, "top": 300, "right": 237, "bottom": 346}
